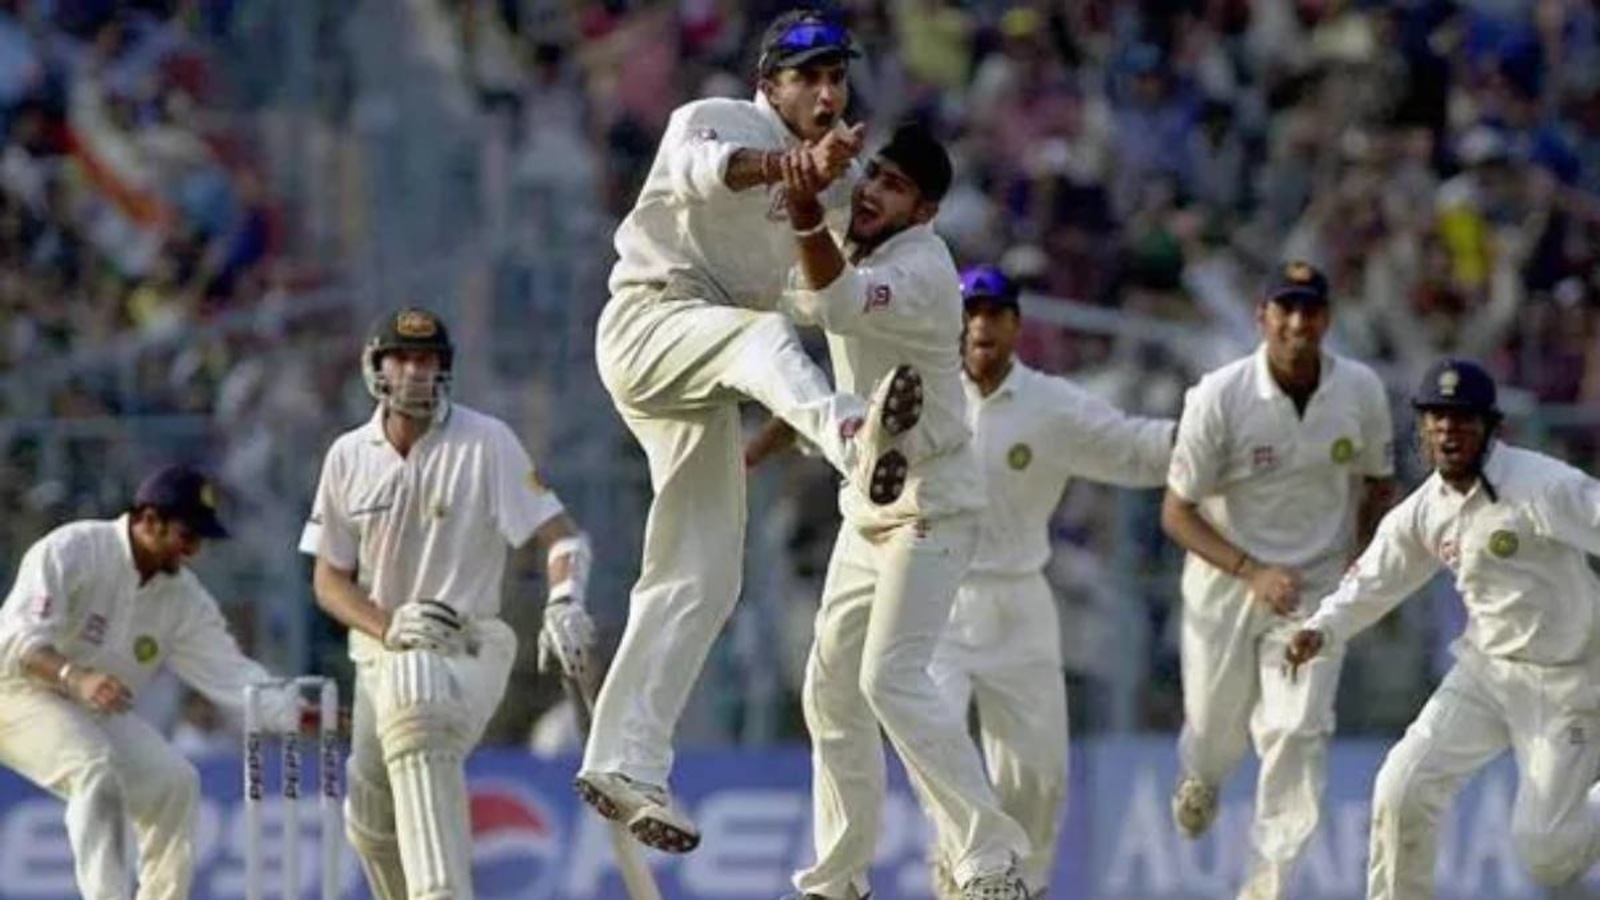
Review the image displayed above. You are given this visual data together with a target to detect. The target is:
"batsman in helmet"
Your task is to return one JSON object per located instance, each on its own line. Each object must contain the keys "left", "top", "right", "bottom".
{"left": 301, "top": 306, "right": 597, "bottom": 899}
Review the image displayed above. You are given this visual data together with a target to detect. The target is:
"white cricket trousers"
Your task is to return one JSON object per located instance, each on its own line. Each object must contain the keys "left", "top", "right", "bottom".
{"left": 0, "top": 682, "right": 200, "bottom": 900}
{"left": 929, "top": 572, "right": 1068, "bottom": 895}
{"left": 1178, "top": 557, "right": 1345, "bottom": 900}
{"left": 794, "top": 515, "right": 1032, "bottom": 899}
{"left": 586, "top": 284, "right": 865, "bottom": 786}
{"left": 1368, "top": 644, "right": 1600, "bottom": 898}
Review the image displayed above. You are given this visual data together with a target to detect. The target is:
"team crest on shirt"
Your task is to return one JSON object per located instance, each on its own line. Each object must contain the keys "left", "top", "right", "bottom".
{"left": 133, "top": 635, "right": 159, "bottom": 664}
{"left": 80, "top": 614, "right": 107, "bottom": 646}
{"left": 1007, "top": 443, "right": 1033, "bottom": 471}
{"left": 1330, "top": 437, "right": 1355, "bottom": 464}
{"left": 1251, "top": 445, "right": 1278, "bottom": 472}
{"left": 1488, "top": 529, "right": 1519, "bottom": 558}
{"left": 863, "top": 284, "right": 892, "bottom": 312}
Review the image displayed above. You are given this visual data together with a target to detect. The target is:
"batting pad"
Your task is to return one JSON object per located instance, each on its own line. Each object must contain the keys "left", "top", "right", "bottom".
{"left": 388, "top": 747, "right": 473, "bottom": 900}
{"left": 345, "top": 768, "right": 407, "bottom": 900}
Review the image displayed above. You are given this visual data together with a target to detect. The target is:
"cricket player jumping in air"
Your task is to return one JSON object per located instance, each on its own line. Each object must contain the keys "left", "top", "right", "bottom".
{"left": 1287, "top": 358, "right": 1600, "bottom": 899}
{"left": 581, "top": 9, "right": 939, "bottom": 855}
{"left": 746, "top": 123, "right": 1031, "bottom": 900}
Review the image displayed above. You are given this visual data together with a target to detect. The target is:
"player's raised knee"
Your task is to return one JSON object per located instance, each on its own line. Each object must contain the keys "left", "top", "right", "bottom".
{"left": 1516, "top": 827, "right": 1593, "bottom": 886}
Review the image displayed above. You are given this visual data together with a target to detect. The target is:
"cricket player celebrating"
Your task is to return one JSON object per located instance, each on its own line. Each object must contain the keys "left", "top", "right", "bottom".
{"left": 0, "top": 464, "right": 299, "bottom": 900}
{"left": 582, "top": 10, "right": 934, "bottom": 854}
{"left": 744, "top": 123, "right": 1029, "bottom": 900}
{"left": 923, "top": 264, "right": 1175, "bottom": 898}
{"left": 1285, "top": 359, "right": 1600, "bottom": 898}
{"left": 301, "top": 307, "right": 596, "bottom": 900}
{"left": 1162, "top": 261, "right": 1396, "bottom": 899}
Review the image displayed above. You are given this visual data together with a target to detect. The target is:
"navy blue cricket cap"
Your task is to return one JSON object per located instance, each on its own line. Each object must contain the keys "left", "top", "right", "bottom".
{"left": 758, "top": 10, "right": 858, "bottom": 75}
{"left": 134, "top": 465, "right": 228, "bottom": 539}
{"left": 1412, "top": 359, "right": 1500, "bottom": 418}
{"left": 1263, "top": 260, "right": 1330, "bottom": 307}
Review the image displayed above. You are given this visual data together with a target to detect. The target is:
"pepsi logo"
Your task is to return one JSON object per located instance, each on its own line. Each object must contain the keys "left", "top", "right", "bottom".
{"left": 470, "top": 781, "right": 565, "bottom": 899}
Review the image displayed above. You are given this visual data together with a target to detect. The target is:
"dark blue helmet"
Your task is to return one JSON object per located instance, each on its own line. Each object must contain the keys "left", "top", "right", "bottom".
{"left": 959, "top": 265, "right": 1019, "bottom": 312}
{"left": 1412, "top": 359, "right": 1500, "bottom": 419}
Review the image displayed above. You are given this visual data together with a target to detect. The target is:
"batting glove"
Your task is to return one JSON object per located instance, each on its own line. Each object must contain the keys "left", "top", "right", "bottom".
{"left": 384, "top": 599, "right": 472, "bottom": 655}
{"left": 538, "top": 598, "right": 595, "bottom": 680}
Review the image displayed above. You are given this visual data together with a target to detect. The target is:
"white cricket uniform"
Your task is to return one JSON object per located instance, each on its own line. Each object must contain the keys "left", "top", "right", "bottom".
{"left": 300, "top": 402, "right": 564, "bottom": 900}
{"left": 1304, "top": 443, "right": 1600, "bottom": 897}
{"left": 587, "top": 91, "right": 866, "bottom": 788}
{"left": 1168, "top": 347, "right": 1394, "bottom": 900}
{"left": 927, "top": 363, "right": 1173, "bottom": 893}
{"left": 0, "top": 516, "right": 282, "bottom": 900}
{"left": 780, "top": 224, "right": 1028, "bottom": 897}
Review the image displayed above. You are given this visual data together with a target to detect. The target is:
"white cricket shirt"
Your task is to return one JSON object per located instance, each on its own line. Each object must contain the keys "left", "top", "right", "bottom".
{"left": 299, "top": 402, "right": 565, "bottom": 630}
{"left": 1168, "top": 346, "right": 1395, "bottom": 572}
{"left": 964, "top": 363, "right": 1174, "bottom": 576}
{"left": 780, "top": 223, "right": 982, "bottom": 530}
{"left": 0, "top": 516, "right": 273, "bottom": 707}
{"left": 1307, "top": 443, "right": 1600, "bottom": 665}
{"left": 608, "top": 92, "right": 851, "bottom": 309}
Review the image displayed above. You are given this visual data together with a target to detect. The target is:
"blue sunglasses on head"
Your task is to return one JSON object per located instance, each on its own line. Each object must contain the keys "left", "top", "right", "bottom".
{"left": 761, "top": 20, "right": 854, "bottom": 71}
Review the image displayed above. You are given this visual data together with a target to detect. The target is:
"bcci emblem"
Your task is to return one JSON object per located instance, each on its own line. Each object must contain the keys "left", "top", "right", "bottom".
{"left": 1286, "top": 261, "right": 1315, "bottom": 283}
{"left": 1330, "top": 437, "right": 1355, "bottom": 464}
{"left": 1007, "top": 443, "right": 1033, "bottom": 471}
{"left": 1438, "top": 367, "right": 1461, "bottom": 398}
{"left": 133, "top": 635, "right": 159, "bottom": 664}
{"left": 395, "top": 310, "right": 439, "bottom": 338}
{"left": 1488, "top": 529, "right": 1519, "bottom": 559}
{"left": 199, "top": 482, "right": 218, "bottom": 510}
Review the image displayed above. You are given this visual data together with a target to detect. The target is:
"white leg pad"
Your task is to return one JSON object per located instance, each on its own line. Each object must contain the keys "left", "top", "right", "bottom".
{"left": 373, "top": 650, "right": 476, "bottom": 899}
{"left": 388, "top": 748, "right": 472, "bottom": 900}
{"left": 345, "top": 769, "right": 407, "bottom": 900}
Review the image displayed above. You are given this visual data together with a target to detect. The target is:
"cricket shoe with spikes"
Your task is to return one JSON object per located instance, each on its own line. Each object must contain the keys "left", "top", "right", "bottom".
{"left": 961, "top": 863, "right": 1029, "bottom": 900}
{"left": 846, "top": 364, "right": 924, "bottom": 506}
{"left": 574, "top": 770, "right": 700, "bottom": 853}
{"left": 1171, "top": 776, "right": 1219, "bottom": 839}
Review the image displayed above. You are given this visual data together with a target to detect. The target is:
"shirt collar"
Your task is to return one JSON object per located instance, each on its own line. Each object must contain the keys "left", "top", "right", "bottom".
{"left": 847, "top": 222, "right": 933, "bottom": 265}
{"left": 962, "top": 359, "right": 1027, "bottom": 404}
{"left": 365, "top": 401, "right": 453, "bottom": 448}
{"left": 114, "top": 513, "right": 140, "bottom": 578}
{"left": 1251, "top": 344, "right": 1333, "bottom": 401}
{"left": 754, "top": 92, "right": 802, "bottom": 148}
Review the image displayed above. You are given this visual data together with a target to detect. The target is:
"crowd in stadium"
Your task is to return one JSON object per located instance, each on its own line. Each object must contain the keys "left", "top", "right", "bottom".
{"left": 3, "top": 0, "right": 1600, "bottom": 750}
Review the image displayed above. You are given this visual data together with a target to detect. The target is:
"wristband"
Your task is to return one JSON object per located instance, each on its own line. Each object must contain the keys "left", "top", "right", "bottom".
{"left": 56, "top": 660, "right": 76, "bottom": 688}
{"left": 792, "top": 219, "right": 829, "bottom": 238}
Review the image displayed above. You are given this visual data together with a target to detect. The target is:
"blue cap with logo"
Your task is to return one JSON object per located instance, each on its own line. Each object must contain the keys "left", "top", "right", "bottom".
{"left": 1412, "top": 358, "right": 1500, "bottom": 417}
{"left": 758, "top": 11, "right": 858, "bottom": 75}
{"left": 1264, "top": 260, "right": 1330, "bottom": 307}
{"left": 960, "top": 264, "right": 1020, "bottom": 312}
{"left": 134, "top": 465, "right": 229, "bottom": 539}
